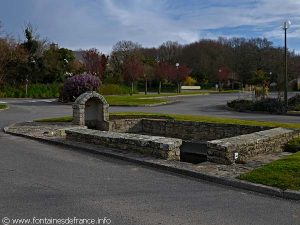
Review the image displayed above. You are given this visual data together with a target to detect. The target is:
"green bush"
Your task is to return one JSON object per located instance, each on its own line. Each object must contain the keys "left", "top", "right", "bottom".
{"left": 99, "top": 84, "right": 138, "bottom": 95}
{"left": 227, "top": 99, "right": 253, "bottom": 112}
{"left": 288, "top": 94, "right": 300, "bottom": 111}
{"left": 227, "top": 98, "right": 286, "bottom": 113}
{"left": 252, "top": 98, "right": 285, "bottom": 113}
{"left": 285, "top": 137, "right": 300, "bottom": 153}
{"left": 0, "top": 83, "right": 61, "bottom": 98}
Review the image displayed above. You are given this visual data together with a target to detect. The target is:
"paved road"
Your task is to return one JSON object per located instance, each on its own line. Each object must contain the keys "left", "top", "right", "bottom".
{"left": 2, "top": 93, "right": 300, "bottom": 123}
{"left": 112, "top": 93, "right": 300, "bottom": 123}
{"left": 0, "top": 96, "right": 299, "bottom": 225}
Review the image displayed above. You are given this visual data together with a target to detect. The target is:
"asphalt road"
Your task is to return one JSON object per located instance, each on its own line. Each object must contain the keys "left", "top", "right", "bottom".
{"left": 0, "top": 95, "right": 299, "bottom": 225}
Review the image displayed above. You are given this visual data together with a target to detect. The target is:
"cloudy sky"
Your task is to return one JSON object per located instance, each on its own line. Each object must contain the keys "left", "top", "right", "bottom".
{"left": 0, "top": 0, "right": 299, "bottom": 53}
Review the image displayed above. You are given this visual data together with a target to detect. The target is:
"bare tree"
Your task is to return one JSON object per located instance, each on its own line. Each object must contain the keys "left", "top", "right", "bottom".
{"left": 110, "top": 40, "right": 142, "bottom": 80}
{"left": 158, "top": 41, "right": 182, "bottom": 64}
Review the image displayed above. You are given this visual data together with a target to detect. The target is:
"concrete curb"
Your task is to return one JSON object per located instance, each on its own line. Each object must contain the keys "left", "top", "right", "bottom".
{"left": 3, "top": 126, "right": 300, "bottom": 201}
{"left": 110, "top": 100, "right": 179, "bottom": 107}
{"left": 54, "top": 100, "right": 178, "bottom": 107}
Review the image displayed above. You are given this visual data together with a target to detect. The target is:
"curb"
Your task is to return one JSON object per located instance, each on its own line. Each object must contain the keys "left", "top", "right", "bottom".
{"left": 110, "top": 100, "right": 178, "bottom": 107}
{"left": 3, "top": 126, "right": 300, "bottom": 201}
{"left": 53, "top": 100, "right": 177, "bottom": 107}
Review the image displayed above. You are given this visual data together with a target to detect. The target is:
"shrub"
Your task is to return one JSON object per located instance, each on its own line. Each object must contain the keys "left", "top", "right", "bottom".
{"left": 227, "top": 99, "right": 253, "bottom": 112}
{"left": 285, "top": 137, "right": 300, "bottom": 153}
{"left": 288, "top": 94, "right": 300, "bottom": 111}
{"left": 61, "top": 74, "right": 101, "bottom": 102}
{"left": 227, "top": 98, "right": 286, "bottom": 113}
{"left": 183, "top": 76, "right": 197, "bottom": 86}
{"left": 252, "top": 98, "right": 285, "bottom": 113}
{"left": 0, "top": 83, "right": 61, "bottom": 98}
{"left": 99, "top": 84, "right": 138, "bottom": 95}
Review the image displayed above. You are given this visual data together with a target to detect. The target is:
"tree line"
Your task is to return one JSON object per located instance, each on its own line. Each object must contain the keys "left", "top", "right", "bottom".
{"left": 1, "top": 22, "right": 299, "bottom": 94}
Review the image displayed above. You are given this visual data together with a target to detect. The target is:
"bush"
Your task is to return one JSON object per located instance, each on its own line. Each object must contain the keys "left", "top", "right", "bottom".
{"left": 252, "top": 98, "right": 286, "bottom": 113}
{"left": 227, "top": 98, "right": 286, "bottom": 113}
{"left": 227, "top": 99, "right": 253, "bottom": 112}
{"left": 288, "top": 94, "right": 300, "bottom": 111}
{"left": 99, "top": 84, "right": 138, "bottom": 95}
{"left": 183, "top": 76, "right": 197, "bottom": 86}
{"left": 61, "top": 74, "right": 101, "bottom": 102}
{"left": 0, "top": 83, "right": 61, "bottom": 98}
{"left": 285, "top": 137, "right": 300, "bottom": 153}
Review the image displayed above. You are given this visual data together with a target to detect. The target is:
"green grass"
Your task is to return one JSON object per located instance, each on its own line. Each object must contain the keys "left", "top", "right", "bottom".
{"left": 35, "top": 116, "right": 73, "bottom": 122}
{"left": 34, "top": 112, "right": 300, "bottom": 129}
{"left": 103, "top": 91, "right": 210, "bottom": 106}
{"left": 105, "top": 95, "right": 168, "bottom": 106}
{"left": 0, "top": 104, "right": 8, "bottom": 110}
{"left": 104, "top": 92, "right": 207, "bottom": 106}
{"left": 239, "top": 152, "right": 300, "bottom": 190}
{"left": 0, "top": 83, "right": 61, "bottom": 98}
{"left": 208, "top": 90, "right": 241, "bottom": 94}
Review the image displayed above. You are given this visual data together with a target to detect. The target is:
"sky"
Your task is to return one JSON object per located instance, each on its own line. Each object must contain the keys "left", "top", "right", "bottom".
{"left": 0, "top": 0, "right": 299, "bottom": 53}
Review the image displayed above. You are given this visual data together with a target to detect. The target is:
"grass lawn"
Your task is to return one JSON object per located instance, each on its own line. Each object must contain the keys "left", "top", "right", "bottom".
{"left": 34, "top": 112, "right": 300, "bottom": 129}
{"left": 0, "top": 104, "right": 8, "bottom": 110}
{"left": 104, "top": 92, "right": 208, "bottom": 106}
{"left": 105, "top": 95, "right": 168, "bottom": 106}
{"left": 239, "top": 151, "right": 300, "bottom": 190}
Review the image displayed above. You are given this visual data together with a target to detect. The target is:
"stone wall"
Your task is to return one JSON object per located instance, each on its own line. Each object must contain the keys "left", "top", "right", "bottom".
{"left": 109, "top": 119, "right": 143, "bottom": 133}
{"left": 110, "top": 118, "right": 269, "bottom": 142}
{"left": 207, "top": 128, "right": 300, "bottom": 164}
{"left": 65, "top": 127, "right": 181, "bottom": 160}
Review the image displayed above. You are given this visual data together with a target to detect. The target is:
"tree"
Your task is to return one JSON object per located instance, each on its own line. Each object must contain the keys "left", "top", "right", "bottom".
{"left": 143, "top": 64, "right": 154, "bottom": 95}
{"left": 250, "top": 70, "right": 269, "bottom": 99}
{"left": 19, "top": 24, "right": 47, "bottom": 84}
{"left": 40, "top": 46, "right": 75, "bottom": 83}
{"left": 82, "top": 48, "right": 108, "bottom": 79}
{"left": 216, "top": 66, "right": 231, "bottom": 91}
{"left": 0, "top": 38, "right": 28, "bottom": 85}
{"left": 123, "top": 56, "right": 144, "bottom": 95}
{"left": 170, "top": 64, "right": 191, "bottom": 93}
{"left": 154, "top": 62, "right": 172, "bottom": 94}
{"left": 110, "top": 40, "right": 142, "bottom": 80}
{"left": 158, "top": 41, "right": 182, "bottom": 64}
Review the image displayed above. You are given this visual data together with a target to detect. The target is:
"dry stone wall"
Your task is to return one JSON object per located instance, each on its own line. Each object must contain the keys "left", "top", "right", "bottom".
{"left": 65, "top": 127, "right": 181, "bottom": 160}
{"left": 110, "top": 118, "right": 269, "bottom": 142}
{"left": 207, "top": 128, "right": 300, "bottom": 164}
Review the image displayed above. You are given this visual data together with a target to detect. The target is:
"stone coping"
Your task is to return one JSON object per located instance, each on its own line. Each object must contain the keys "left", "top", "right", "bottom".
{"left": 207, "top": 127, "right": 300, "bottom": 164}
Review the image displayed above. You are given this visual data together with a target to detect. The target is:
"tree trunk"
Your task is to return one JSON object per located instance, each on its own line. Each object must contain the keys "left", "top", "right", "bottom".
{"left": 145, "top": 79, "right": 148, "bottom": 95}
{"left": 130, "top": 82, "right": 134, "bottom": 96}
{"left": 158, "top": 81, "right": 161, "bottom": 94}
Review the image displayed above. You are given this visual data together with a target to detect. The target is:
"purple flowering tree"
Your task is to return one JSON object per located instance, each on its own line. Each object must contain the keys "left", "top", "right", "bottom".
{"left": 61, "top": 73, "right": 101, "bottom": 102}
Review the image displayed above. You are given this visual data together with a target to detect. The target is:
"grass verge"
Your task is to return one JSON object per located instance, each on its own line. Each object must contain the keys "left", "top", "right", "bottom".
{"left": 104, "top": 92, "right": 208, "bottom": 106}
{"left": 0, "top": 104, "right": 8, "bottom": 110}
{"left": 105, "top": 95, "right": 168, "bottom": 106}
{"left": 239, "top": 152, "right": 300, "bottom": 190}
{"left": 34, "top": 112, "right": 300, "bottom": 129}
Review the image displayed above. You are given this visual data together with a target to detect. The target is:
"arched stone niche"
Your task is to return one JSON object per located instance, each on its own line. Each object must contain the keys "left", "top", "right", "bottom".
{"left": 72, "top": 91, "right": 109, "bottom": 130}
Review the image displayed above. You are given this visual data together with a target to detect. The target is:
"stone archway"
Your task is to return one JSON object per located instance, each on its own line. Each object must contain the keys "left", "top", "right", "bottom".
{"left": 72, "top": 91, "right": 109, "bottom": 130}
